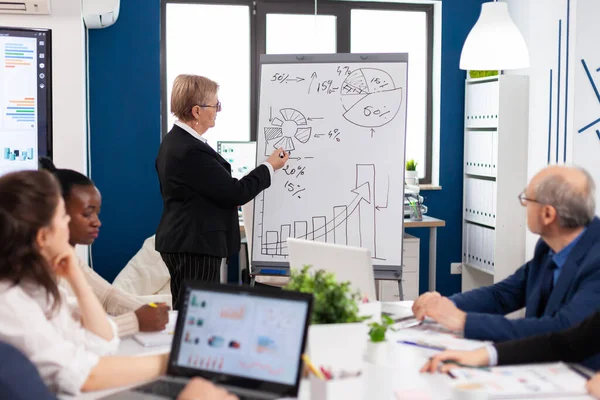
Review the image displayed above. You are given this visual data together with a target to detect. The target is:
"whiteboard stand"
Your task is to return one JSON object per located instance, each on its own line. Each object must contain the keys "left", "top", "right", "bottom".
{"left": 251, "top": 53, "right": 409, "bottom": 297}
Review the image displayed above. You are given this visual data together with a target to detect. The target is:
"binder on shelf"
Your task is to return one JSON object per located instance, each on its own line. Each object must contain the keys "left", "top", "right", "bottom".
{"left": 465, "top": 129, "right": 497, "bottom": 178}
{"left": 466, "top": 81, "right": 500, "bottom": 129}
{"left": 464, "top": 221, "right": 496, "bottom": 274}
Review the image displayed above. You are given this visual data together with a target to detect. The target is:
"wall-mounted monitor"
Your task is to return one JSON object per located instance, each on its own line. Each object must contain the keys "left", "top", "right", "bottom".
{"left": 0, "top": 26, "right": 52, "bottom": 177}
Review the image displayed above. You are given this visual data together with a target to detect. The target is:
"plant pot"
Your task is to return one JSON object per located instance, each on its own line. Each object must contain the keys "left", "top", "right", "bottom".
{"left": 405, "top": 170, "right": 419, "bottom": 186}
{"left": 307, "top": 322, "right": 368, "bottom": 371}
{"left": 364, "top": 341, "right": 389, "bottom": 365}
{"left": 364, "top": 340, "right": 399, "bottom": 366}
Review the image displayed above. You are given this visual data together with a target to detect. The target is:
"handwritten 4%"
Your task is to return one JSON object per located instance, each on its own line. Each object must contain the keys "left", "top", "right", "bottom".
{"left": 315, "top": 129, "right": 341, "bottom": 142}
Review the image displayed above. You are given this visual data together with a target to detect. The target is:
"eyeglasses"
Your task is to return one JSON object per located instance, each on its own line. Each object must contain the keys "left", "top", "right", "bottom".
{"left": 518, "top": 192, "right": 540, "bottom": 206}
{"left": 517, "top": 191, "right": 557, "bottom": 209}
{"left": 198, "top": 101, "right": 222, "bottom": 112}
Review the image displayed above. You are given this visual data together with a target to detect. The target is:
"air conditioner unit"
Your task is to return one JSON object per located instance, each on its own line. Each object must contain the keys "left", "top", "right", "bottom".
{"left": 0, "top": 1, "right": 50, "bottom": 14}
{"left": 82, "top": 0, "right": 120, "bottom": 29}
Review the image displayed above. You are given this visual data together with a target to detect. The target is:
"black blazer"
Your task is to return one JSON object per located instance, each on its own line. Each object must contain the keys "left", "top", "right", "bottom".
{"left": 155, "top": 125, "right": 271, "bottom": 257}
{"left": 495, "top": 310, "right": 600, "bottom": 370}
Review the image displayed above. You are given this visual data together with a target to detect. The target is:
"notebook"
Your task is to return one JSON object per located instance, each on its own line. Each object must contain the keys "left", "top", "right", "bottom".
{"left": 133, "top": 311, "right": 178, "bottom": 347}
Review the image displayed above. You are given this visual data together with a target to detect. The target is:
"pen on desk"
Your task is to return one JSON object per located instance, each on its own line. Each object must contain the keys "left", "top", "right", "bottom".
{"left": 302, "top": 354, "right": 325, "bottom": 380}
{"left": 397, "top": 340, "right": 445, "bottom": 351}
{"left": 148, "top": 302, "right": 158, "bottom": 308}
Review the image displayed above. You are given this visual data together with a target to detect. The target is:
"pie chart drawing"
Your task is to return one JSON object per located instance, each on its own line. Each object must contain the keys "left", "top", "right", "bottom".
{"left": 263, "top": 108, "right": 312, "bottom": 155}
{"left": 340, "top": 68, "right": 403, "bottom": 128}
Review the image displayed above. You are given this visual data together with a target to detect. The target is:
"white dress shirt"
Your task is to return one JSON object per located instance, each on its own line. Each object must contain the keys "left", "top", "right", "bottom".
{"left": 0, "top": 280, "right": 120, "bottom": 395}
{"left": 173, "top": 120, "right": 274, "bottom": 180}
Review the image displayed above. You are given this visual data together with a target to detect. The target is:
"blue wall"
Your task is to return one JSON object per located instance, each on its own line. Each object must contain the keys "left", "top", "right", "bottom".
{"left": 88, "top": 0, "right": 162, "bottom": 281}
{"left": 88, "top": 0, "right": 483, "bottom": 292}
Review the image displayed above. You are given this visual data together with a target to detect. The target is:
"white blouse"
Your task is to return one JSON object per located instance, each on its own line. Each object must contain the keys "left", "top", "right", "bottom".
{"left": 0, "top": 280, "right": 120, "bottom": 395}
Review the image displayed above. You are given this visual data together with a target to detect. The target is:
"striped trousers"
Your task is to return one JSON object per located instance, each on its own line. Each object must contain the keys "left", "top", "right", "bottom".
{"left": 160, "top": 253, "right": 222, "bottom": 310}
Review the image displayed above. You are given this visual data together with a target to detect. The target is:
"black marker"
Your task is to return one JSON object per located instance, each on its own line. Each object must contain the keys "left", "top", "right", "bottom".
{"left": 279, "top": 151, "right": 285, "bottom": 158}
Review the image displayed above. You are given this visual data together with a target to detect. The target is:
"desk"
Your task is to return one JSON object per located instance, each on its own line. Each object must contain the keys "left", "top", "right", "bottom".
{"left": 65, "top": 303, "right": 593, "bottom": 400}
{"left": 404, "top": 216, "right": 446, "bottom": 292}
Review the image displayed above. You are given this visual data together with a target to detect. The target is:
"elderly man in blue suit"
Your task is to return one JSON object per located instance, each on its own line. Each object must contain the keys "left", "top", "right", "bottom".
{"left": 413, "top": 165, "right": 600, "bottom": 368}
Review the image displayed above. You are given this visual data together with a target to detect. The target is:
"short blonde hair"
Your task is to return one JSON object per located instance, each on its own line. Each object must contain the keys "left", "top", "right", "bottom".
{"left": 170, "top": 74, "right": 219, "bottom": 121}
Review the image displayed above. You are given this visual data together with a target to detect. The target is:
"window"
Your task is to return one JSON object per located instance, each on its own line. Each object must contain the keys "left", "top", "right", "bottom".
{"left": 266, "top": 14, "right": 337, "bottom": 55}
{"left": 164, "top": 3, "right": 251, "bottom": 148}
{"left": 162, "top": 0, "right": 434, "bottom": 183}
{"left": 351, "top": 10, "right": 429, "bottom": 180}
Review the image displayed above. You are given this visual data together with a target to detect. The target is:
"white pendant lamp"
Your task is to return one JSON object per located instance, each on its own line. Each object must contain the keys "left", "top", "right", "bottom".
{"left": 460, "top": 1, "right": 529, "bottom": 70}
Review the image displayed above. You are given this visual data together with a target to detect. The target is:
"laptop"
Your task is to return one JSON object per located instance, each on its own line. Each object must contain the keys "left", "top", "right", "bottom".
{"left": 102, "top": 282, "right": 313, "bottom": 400}
{"left": 287, "top": 238, "right": 377, "bottom": 302}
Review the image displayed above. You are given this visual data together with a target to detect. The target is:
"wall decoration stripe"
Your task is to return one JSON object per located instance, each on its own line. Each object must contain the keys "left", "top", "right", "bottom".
{"left": 563, "top": 0, "right": 570, "bottom": 163}
{"left": 548, "top": 69, "right": 553, "bottom": 164}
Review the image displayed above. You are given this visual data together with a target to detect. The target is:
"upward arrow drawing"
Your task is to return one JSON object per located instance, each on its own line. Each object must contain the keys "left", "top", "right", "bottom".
{"left": 263, "top": 182, "right": 371, "bottom": 249}
{"left": 350, "top": 181, "right": 371, "bottom": 206}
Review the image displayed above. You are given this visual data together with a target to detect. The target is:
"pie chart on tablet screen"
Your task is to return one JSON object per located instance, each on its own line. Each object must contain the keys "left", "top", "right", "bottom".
{"left": 340, "top": 68, "right": 403, "bottom": 129}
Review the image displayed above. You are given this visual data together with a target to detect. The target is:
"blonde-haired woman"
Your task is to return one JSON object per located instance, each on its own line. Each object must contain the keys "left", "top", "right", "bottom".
{"left": 156, "top": 74, "right": 288, "bottom": 308}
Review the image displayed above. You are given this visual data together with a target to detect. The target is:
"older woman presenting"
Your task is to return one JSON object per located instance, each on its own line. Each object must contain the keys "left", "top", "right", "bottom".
{"left": 156, "top": 74, "right": 288, "bottom": 307}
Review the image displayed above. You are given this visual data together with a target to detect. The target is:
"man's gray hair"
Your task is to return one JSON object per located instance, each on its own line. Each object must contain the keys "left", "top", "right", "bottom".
{"left": 535, "top": 167, "right": 596, "bottom": 228}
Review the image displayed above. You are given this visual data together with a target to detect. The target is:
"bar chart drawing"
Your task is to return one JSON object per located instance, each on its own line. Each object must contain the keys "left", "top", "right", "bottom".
{"left": 258, "top": 163, "right": 383, "bottom": 259}
{"left": 333, "top": 206, "right": 348, "bottom": 245}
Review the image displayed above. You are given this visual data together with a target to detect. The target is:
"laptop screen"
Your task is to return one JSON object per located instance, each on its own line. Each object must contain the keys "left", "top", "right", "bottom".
{"left": 174, "top": 288, "right": 309, "bottom": 386}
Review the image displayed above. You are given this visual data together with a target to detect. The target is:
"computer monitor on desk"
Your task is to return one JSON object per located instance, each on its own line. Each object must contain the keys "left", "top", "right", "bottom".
{"left": 216, "top": 141, "right": 257, "bottom": 180}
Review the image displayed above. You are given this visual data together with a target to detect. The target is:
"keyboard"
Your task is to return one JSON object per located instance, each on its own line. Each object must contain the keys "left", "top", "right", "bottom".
{"left": 133, "top": 379, "right": 186, "bottom": 399}
{"left": 132, "top": 379, "right": 267, "bottom": 400}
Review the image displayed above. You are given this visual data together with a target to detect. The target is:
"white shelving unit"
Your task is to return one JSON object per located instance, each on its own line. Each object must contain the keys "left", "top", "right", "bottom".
{"left": 461, "top": 75, "right": 530, "bottom": 291}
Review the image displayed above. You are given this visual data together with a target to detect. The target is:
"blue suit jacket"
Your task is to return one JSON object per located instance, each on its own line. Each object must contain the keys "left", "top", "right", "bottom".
{"left": 450, "top": 217, "right": 600, "bottom": 368}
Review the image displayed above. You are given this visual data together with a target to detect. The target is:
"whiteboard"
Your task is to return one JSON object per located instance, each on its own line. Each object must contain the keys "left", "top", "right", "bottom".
{"left": 251, "top": 54, "right": 407, "bottom": 270}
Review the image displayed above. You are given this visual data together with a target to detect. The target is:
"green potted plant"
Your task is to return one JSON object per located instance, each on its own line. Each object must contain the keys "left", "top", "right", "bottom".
{"left": 469, "top": 70, "right": 499, "bottom": 79}
{"left": 284, "top": 266, "right": 368, "bottom": 370}
{"left": 405, "top": 159, "right": 419, "bottom": 186}
{"left": 365, "top": 315, "right": 396, "bottom": 365}
{"left": 363, "top": 315, "right": 399, "bottom": 399}
{"left": 285, "top": 266, "right": 363, "bottom": 324}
